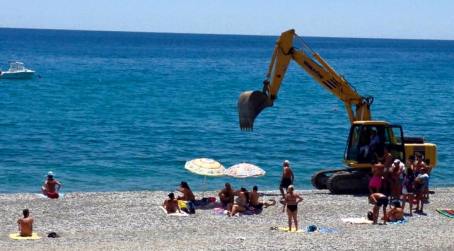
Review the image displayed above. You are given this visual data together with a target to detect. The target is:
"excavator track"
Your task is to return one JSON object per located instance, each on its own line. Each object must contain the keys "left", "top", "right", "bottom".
{"left": 326, "top": 169, "right": 370, "bottom": 194}
{"left": 311, "top": 169, "right": 346, "bottom": 190}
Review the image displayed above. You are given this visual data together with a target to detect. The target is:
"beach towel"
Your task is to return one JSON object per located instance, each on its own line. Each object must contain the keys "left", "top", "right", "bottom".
{"left": 341, "top": 217, "right": 373, "bottom": 224}
{"left": 436, "top": 209, "right": 454, "bottom": 218}
{"left": 318, "top": 227, "right": 338, "bottom": 233}
{"left": 35, "top": 193, "right": 65, "bottom": 199}
{"left": 388, "top": 218, "right": 408, "bottom": 224}
{"left": 277, "top": 227, "right": 303, "bottom": 233}
{"left": 213, "top": 207, "right": 227, "bottom": 215}
{"left": 160, "top": 206, "right": 188, "bottom": 217}
{"left": 9, "top": 232, "right": 41, "bottom": 240}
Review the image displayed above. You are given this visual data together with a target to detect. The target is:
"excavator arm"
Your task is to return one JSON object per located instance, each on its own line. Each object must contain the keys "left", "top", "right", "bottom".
{"left": 238, "top": 29, "right": 374, "bottom": 130}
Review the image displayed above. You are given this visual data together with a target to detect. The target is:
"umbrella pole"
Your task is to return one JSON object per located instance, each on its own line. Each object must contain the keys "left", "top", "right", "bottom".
{"left": 202, "top": 175, "right": 206, "bottom": 198}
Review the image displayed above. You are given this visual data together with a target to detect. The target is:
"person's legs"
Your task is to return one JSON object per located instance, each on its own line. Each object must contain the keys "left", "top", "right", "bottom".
{"left": 280, "top": 187, "right": 285, "bottom": 198}
{"left": 382, "top": 205, "right": 387, "bottom": 224}
{"left": 292, "top": 211, "right": 298, "bottom": 231}
{"left": 372, "top": 205, "right": 379, "bottom": 224}
{"left": 287, "top": 210, "right": 292, "bottom": 230}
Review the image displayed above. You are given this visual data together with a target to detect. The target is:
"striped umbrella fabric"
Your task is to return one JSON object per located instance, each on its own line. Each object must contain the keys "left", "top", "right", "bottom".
{"left": 184, "top": 158, "right": 225, "bottom": 177}
{"left": 225, "top": 163, "right": 266, "bottom": 178}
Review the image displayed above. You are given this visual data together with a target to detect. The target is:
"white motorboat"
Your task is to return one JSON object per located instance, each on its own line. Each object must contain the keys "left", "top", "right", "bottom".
{"left": 0, "top": 61, "right": 35, "bottom": 79}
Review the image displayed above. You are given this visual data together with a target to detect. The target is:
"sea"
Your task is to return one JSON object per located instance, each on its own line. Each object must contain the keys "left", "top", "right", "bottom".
{"left": 0, "top": 28, "right": 453, "bottom": 193}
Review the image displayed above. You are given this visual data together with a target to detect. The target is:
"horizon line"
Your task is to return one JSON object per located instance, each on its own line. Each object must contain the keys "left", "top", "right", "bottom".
{"left": 1, "top": 26, "right": 453, "bottom": 42}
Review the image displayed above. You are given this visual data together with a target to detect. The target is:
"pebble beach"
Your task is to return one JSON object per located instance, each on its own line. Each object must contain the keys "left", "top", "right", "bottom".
{"left": 1, "top": 188, "right": 453, "bottom": 251}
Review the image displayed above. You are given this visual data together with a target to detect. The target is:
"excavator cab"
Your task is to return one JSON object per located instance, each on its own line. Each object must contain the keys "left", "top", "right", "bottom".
{"left": 344, "top": 122, "right": 405, "bottom": 167}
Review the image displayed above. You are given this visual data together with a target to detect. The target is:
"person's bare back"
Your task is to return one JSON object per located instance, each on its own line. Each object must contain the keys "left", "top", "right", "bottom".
{"left": 17, "top": 209, "right": 33, "bottom": 237}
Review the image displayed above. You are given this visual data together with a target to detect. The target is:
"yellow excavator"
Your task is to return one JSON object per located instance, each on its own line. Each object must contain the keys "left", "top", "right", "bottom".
{"left": 238, "top": 29, "right": 437, "bottom": 194}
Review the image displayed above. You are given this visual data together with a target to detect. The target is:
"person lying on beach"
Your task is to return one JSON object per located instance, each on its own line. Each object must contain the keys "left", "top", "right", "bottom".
{"left": 228, "top": 187, "right": 249, "bottom": 217}
{"left": 177, "top": 181, "right": 195, "bottom": 202}
{"left": 279, "top": 160, "right": 294, "bottom": 198}
{"left": 17, "top": 209, "right": 33, "bottom": 237}
{"left": 163, "top": 192, "right": 181, "bottom": 214}
{"left": 369, "top": 192, "right": 388, "bottom": 224}
{"left": 386, "top": 200, "right": 404, "bottom": 222}
{"left": 41, "top": 171, "right": 62, "bottom": 199}
{"left": 218, "top": 183, "right": 234, "bottom": 208}
{"left": 249, "top": 186, "right": 276, "bottom": 210}
{"left": 282, "top": 185, "right": 303, "bottom": 231}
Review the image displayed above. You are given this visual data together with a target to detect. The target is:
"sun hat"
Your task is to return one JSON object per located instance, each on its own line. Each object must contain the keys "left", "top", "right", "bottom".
{"left": 283, "top": 160, "right": 290, "bottom": 165}
{"left": 47, "top": 171, "right": 54, "bottom": 177}
{"left": 393, "top": 159, "right": 401, "bottom": 164}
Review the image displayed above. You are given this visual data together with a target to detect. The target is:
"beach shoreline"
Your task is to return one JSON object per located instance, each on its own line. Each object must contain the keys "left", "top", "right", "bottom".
{"left": 1, "top": 188, "right": 453, "bottom": 251}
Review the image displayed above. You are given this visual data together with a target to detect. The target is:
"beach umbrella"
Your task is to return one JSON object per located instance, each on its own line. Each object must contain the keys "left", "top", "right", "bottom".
{"left": 225, "top": 163, "right": 266, "bottom": 178}
{"left": 184, "top": 158, "right": 225, "bottom": 195}
{"left": 185, "top": 158, "right": 225, "bottom": 177}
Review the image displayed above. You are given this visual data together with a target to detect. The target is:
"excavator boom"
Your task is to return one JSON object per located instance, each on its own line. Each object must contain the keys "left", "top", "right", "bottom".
{"left": 238, "top": 29, "right": 373, "bottom": 130}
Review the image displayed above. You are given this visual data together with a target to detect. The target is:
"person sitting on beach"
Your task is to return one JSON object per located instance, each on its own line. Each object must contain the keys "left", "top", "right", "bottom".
{"left": 41, "top": 171, "right": 62, "bottom": 199}
{"left": 282, "top": 185, "right": 303, "bottom": 231}
{"left": 369, "top": 192, "right": 388, "bottom": 224}
{"left": 414, "top": 167, "right": 430, "bottom": 214}
{"left": 228, "top": 187, "right": 249, "bottom": 217}
{"left": 163, "top": 192, "right": 181, "bottom": 214}
{"left": 249, "top": 186, "right": 276, "bottom": 210}
{"left": 17, "top": 209, "right": 33, "bottom": 237}
{"left": 218, "top": 183, "right": 234, "bottom": 208}
{"left": 369, "top": 162, "right": 384, "bottom": 194}
{"left": 279, "top": 160, "right": 294, "bottom": 198}
{"left": 177, "top": 181, "right": 195, "bottom": 202}
{"left": 386, "top": 200, "right": 404, "bottom": 222}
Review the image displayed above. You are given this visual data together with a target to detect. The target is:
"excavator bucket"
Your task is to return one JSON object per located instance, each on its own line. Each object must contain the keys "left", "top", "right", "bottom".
{"left": 237, "top": 90, "right": 273, "bottom": 130}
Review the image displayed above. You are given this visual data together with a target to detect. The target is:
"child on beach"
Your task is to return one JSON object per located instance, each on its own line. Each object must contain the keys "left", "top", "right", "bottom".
{"left": 282, "top": 185, "right": 303, "bottom": 231}
{"left": 163, "top": 193, "right": 181, "bottom": 214}
{"left": 17, "top": 209, "right": 33, "bottom": 237}
{"left": 41, "top": 171, "right": 62, "bottom": 199}
{"left": 369, "top": 193, "right": 388, "bottom": 224}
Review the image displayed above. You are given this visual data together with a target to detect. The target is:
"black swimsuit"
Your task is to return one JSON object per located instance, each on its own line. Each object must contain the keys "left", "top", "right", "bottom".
{"left": 287, "top": 204, "right": 298, "bottom": 212}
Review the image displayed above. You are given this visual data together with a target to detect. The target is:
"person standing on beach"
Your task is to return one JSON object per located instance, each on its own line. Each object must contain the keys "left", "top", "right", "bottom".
{"left": 369, "top": 192, "right": 388, "bottom": 224}
{"left": 282, "top": 185, "right": 303, "bottom": 231}
{"left": 17, "top": 209, "right": 33, "bottom": 237}
{"left": 279, "top": 160, "right": 294, "bottom": 198}
{"left": 369, "top": 162, "right": 384, "bottom": 194}
{"left": 41, "top": 171, "right": 62, "bottom": 199}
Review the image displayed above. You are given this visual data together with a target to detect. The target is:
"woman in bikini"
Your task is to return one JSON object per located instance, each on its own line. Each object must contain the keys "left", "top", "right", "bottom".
{"left": 283, "top": 185, "right": 303, "bottom": 231}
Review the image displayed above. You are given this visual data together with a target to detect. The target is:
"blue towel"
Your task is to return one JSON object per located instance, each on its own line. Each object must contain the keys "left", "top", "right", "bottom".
{"left": 388, "top": 218, "right": 408, "bottom": 224}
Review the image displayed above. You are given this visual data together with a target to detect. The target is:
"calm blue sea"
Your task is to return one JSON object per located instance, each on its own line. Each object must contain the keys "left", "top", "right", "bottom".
{"left": 0, "top": 28, "right": 453, "bottom": 193}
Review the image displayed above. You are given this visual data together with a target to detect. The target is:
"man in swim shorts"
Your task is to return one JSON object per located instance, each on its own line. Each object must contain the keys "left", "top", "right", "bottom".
{"left": 369, "top": 192, "right": 388, "bottom": 224}
{"left": 369, "top": 162, "right": 384, "bottom": 194}
{"left": 249, "top": 186, "right": 276, "bottom": 210}
{"left": 279, "top": 160, "right": 294, "bottom": 198}
{"left": 41, "top": 171, "right": 62, "bottom": 199}
{"left": 17, "top": 209, "right": 33, "bottom": 237}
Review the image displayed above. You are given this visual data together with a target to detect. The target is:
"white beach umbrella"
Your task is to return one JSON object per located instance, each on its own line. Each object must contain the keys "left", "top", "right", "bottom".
{"left": 225, "top": 163, "right": 266, "bottom": 178}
